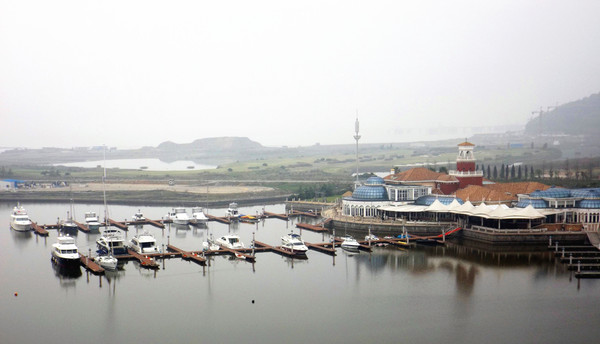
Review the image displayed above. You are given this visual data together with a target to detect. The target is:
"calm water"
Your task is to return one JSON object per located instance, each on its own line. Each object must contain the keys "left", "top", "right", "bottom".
{"left": 1, "top": 202, "right": 600, "bottom": 344}
{"left": 53, "top": 158, "right": 216, "bottom": 171}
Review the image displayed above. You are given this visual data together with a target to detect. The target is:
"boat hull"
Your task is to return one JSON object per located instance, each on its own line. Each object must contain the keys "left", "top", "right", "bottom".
{"left": 10, "top": 222, "right": 31, "bottom": 232}
{"left": 52, "top": 253, "right": 80, "bottom": 267}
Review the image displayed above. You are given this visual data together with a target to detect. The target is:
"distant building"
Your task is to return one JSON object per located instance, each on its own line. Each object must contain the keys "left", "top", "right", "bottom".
{"left": 0, "top": 179, "right": 25, "bottom": 191}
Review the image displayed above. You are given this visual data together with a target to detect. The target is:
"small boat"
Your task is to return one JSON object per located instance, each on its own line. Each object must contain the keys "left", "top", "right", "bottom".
{"left": 165, "top": 207, "right": 190, "bottom": 225}
{"left": 129, "top": 231, "right": 160, "bottom": 254}
{"left": 191, "top": 207, "right": 208, "bottom": 224}
{"left": 96, "top": 228, "right": 128, "bottom": 255}
{"left": 340, "top": 235, "right": 360, "bottom": 251}
{"left": 93, "top": 254, "right": 118, "bottom": 270}
{"left": 61, "top": 210, "right": 79, "bottom": 233}
{"left": 51, "top": 234, "right": 80, "bottom": 267}
{"left": 202, "top": 235, "right": 220, "bottom": 252}
{"left": 132, "top": 210, "right": 146, "bottom": 222}
{"left": 216, "top": 234, "right": 245, "bottom": 249}
{"left": 240, "top": 214, "right": 258, "bottom": 222}
{"left": 365, "top": 234, "right": 387, "bottom": 246}
{"left": 10, "top": 204, "right": 31, "bottom": 232}
{"left": 225, "top": 202, "right": 240, "bottom": 219}
{"left": 281, "top": 232, "right": 308, "bottom": 254}
{"left": 84, "top": 211, "right": 101, "bottom": 231}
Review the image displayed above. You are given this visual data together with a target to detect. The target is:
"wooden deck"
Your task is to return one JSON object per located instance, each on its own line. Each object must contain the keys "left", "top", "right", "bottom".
{"left": 30, "top": 222, "right": 49, "bottom": 236}
{"left": 167, "top": 245, "right": 207, "bottom": 265}
{"left": 263, "top": 211, "right": 288, "bottom": 221}
{"left": 253, "top": 240, "right": 308, "bottom": 258}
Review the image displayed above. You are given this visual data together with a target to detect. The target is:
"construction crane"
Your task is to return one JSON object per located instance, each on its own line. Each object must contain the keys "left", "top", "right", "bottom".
{"left": 531, "top": 105, "right": 557, "bottom": 136}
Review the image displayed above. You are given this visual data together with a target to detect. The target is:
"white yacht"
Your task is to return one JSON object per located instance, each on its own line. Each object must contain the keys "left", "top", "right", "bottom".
{"left": 281, "top": 232, "right": 308, "bottom": 254}
{"left": 191, "top": 207, "right": 208, "bottom": 224}
{"left": 84, "top": 211, "right": 101, "bottom": 231}
{"left": 340, "top": 235, "right": 360, "bottom": 251}
{"left": 96, "top": 228, "right": 128, "bottom": 255}
{"left": 51, "top": 235, "right": 80, "bottom": 267}
{"left": 216, "top": 234, "right": 245, "bottom": 249}
{"left": 93, "top": 254, "right": 118, "bottom": 271}
{"left": 132, "top": 210, "right": 146, "bottom": 222}
{"left": 166, "top": 207, "right": 190, "bottom": 225}
{"left": 129, "top": 231, "right": 160, "bottom": 254}
{"left": 225, "top": 202, "right": 240, "bottom": 219}
{"left": 10, "top": 204, "right": 31, "bottom": 232}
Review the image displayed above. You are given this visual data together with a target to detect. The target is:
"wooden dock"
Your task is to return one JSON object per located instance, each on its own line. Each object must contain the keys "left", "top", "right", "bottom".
{"left": 206, "top": 214, "right": 231, "bottom": 224}
{"left": 550, "top": 240, "right": 600, "bottom": 279}
{"left": 253, "top": 240, "right": 308, "bottom": 258}
{"left": 126, "top": 249, "right": 159, "bottom": 269}
{"left": 74, "top": 221, "right": 91, "bottom": 233}
{"left": 305, "top": 241, "right": 336, "bottom": 255}
{"left": 30, "top": 222, "right": 49, "bottom": 236}
{"left": 79, "top": 254, "right": 105, "bottom": 274}
{"left": 167, "top": 245, "right": 207, "bottom": 265}
{"left": 289, "top": 210, "right": 319, "bottom": 218}
{"left": 109, "top": 219, "right": 129, "bottom": 230}
{"left": 263, "top": 211, "right": 288, "bottom": 221}
{"left": 296, "top": 222, "right": 328, "bottom": 232}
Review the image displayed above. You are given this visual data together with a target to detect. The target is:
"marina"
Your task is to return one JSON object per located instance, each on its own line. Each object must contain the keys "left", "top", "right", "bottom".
{"left": 3, "top": 201, "right": 600, "bottom": 344}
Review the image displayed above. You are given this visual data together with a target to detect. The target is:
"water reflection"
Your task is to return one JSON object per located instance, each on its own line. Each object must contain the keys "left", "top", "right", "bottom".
{"left": 10, "top": 228, "right": 32, "bottom": 249}
{"left": 51, "top": 260, "right": 82, "bottom": 288}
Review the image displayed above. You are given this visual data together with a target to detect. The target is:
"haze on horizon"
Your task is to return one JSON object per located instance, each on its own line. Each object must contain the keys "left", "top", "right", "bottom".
{"left": 1, "top": 1, "right": 599, "bottom": 150}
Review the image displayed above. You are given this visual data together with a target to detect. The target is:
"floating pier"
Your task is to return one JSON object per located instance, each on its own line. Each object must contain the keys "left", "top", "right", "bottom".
{"left": 126, "top": 249, "right": 159, "bottom": 269}
{"left": 167, "top": 245, "right": 207, "bottom": 265}
{"left": 550, "top": 239, "right": 600, "bottom": 279}
{"left": 30, "top": 222, "right": 49, "bottom": 236}
{"left": 289, "top": 210, "right": 319, "bottom": 218}
{"left": 296, "top": 222, "right": 328, "bottom": 233}
{"left": 253, "top": 240, "right": 308, "bottom": 258}
{"left": 79, "top": 254, "right": 105, "bottom": 274}
{"left": 263, "top": 211, "right": 288, "bottom": 221}
{"left": 206, "top": 214, "right": 231, "bottom": 224}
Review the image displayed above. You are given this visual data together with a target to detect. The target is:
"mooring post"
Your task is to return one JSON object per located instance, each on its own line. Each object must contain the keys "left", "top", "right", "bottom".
{"left": 569, "top": 253, "right": 573, "bottom": 265}
{"left": 562, "top": 247, "right": 565, "bottom": 258}
{"left": 578, "top": 260, "right": 581, "bottom": 273}
{"left": 252, "top": 232, "right": 255, "bottom": 256}
{"left": 332, "top": 228, "right": 336, "bottom": 248}
{"left": 549, "top": 236, "right": 552, "bottom": 247}
{"left": 88, "top": 248, "right": 91, "bottom": 267}
{"left": 168, "top": 235, "right": 170, "bottom": 246}
{"left": 368, "top": 226, "right": 372, "bottom": 248}
{"left": 555, "top": 241, "right": 558, "bottom": 252}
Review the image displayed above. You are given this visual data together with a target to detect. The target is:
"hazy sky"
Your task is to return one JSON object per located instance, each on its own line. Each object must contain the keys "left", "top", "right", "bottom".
{"left": 1, "top": 1, "right": 599, "bottom": 149}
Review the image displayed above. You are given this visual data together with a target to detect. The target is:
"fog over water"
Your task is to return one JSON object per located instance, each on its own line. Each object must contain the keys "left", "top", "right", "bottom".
{"left": 1, "top": 1, "right": 599, "bottom": 149}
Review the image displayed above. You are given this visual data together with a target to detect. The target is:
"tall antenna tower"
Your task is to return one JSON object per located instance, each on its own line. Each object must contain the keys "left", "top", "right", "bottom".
{"left": 354, "top": 116, "right": 361, "bottom": 187}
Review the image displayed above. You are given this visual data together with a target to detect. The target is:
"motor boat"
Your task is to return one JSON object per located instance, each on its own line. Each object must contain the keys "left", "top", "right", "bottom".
{"left": 84, "top": 211, "right": 101, "bottom": 231}
{"left": 225, "top": 202, "right": 240, "bottom": 219}
{"left": 281, "top": 232, "right": 308, "bottom": 254}
{"left": 340, "top": 235, "right": 360, "bottom": 251}
{"left": 216, "top": 234, "right": 245, "bottom": 249}
{"left": 61, "top": 209, "right": 79, "bottom": 233}
{"left": 132, "top": 210, "right": 146, "bottom": 222}
{"left": 165, "top": 207, "right": 190, "bottom": 225}
{"left": 93, "top": 254, "right": 118, "bottom": 270}
{"left": 96, "top": 228, "right": 128, "bottom": 255}
{"left": 51, "top": 234, "right": 80, "bottom": 267}
{"left": 10, "top": 204, "right": 31, "bottom": 232}
{"left": 129, "top": 231, "right": 160, "bottom": 254}
{"left": 191, "top": 207, "right": 208, "bottom": 224}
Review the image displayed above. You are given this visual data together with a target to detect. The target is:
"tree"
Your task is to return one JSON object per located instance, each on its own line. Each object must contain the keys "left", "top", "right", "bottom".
{"left": 511, "top": 165, "right": 516, "bottom": 179}
{"left": 518, "top": 165, "right": 522, "bottom": 180}
{"left": 530, "top": 166, "right": 534, "bottom": 179}
{"left": 493, "top": 166, "right": 498, "bottom": 179}
{"left": 438, "top": 166, "right": 448, "bottom": 174}
{"left": 500, "top": 164, "right": 505, "bottom": 179}
{"left": 524, "top": 165, "right": 528, "bottom": 180}
{"left": 487, "top": 165, "right": 491, "bottom": 179}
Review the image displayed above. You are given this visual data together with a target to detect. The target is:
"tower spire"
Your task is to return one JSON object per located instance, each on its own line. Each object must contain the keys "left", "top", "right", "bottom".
{"left": 354, "top": 116, "right": 361, "bottom": 186}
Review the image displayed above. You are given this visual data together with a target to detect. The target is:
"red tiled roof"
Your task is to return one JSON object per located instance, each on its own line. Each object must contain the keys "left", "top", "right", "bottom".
{"left": 458, "top": 141, "right": 475, "bottom": 147}
{"left": 384, "top": 167, "right": 442, "bottom": 182}
{"left": 454, "top": 181, "right": 551, "bottom": 203}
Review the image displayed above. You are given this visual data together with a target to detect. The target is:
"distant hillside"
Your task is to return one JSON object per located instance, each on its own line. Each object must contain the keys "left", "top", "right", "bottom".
{"left": 525, "top": 93, "right": 600, "bottom": 135}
